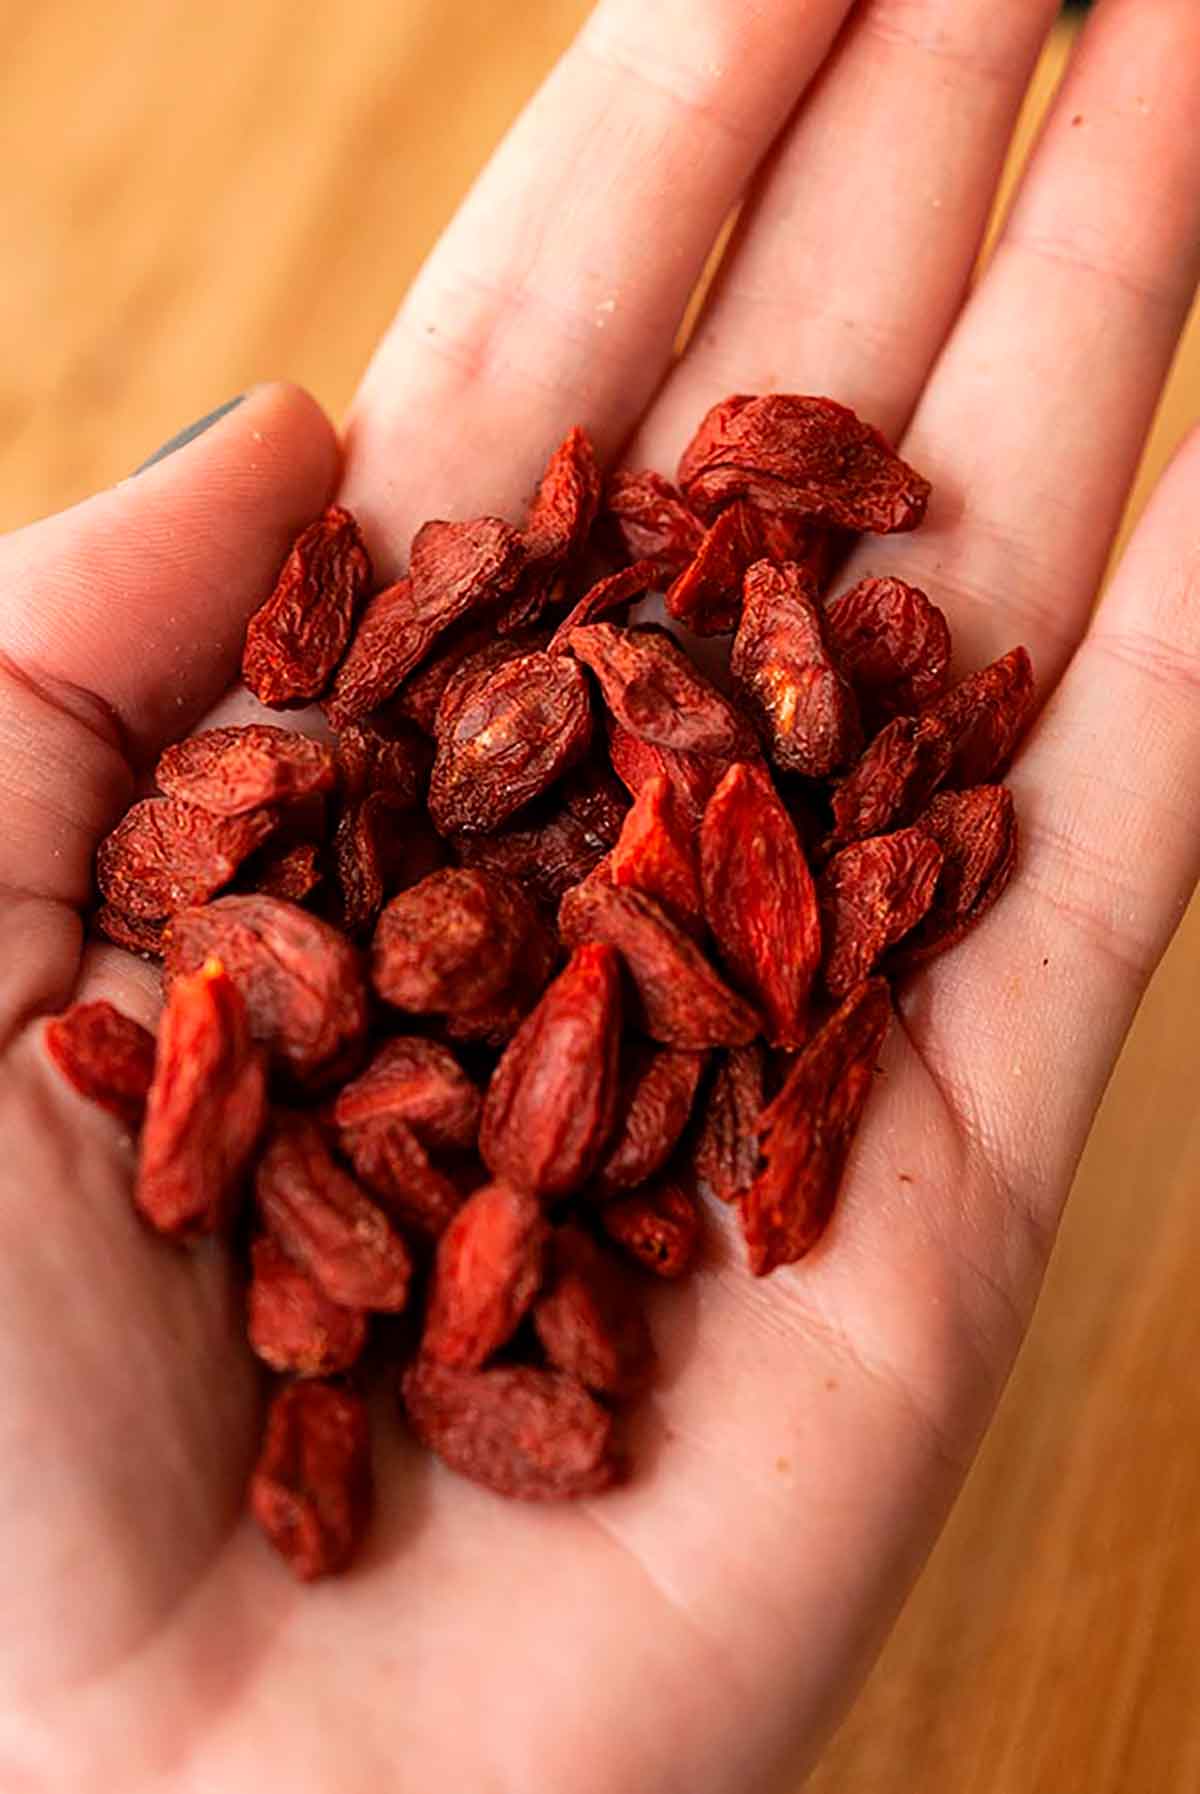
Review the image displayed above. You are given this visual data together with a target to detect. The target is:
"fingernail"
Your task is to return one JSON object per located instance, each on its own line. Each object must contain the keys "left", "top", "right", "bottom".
{"left": 133, "top": 395, "right": 245, "bottom": 474}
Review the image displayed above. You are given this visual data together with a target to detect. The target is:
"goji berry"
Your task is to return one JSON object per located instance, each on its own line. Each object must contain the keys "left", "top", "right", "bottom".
{"left": 741, "top": 977, "right": 891, "bottom": 1273}
{"left": 98, "top": 798, "right": 277, "bottom": 920}
{"left": 678, "top": 394, "right": 931, "bottom": 532}
{"left": 94, "top": 905, "right": 168, "bottom": 958}
{"left": 829, "top": 711, "right": 953, "bottom": 845}
{"left": 165, "top": 895, "right": 367, "bottom": 1082}
{"left": 250, "top": 1381, "right": 372, "bottom": 1579}
{"left": 598, "top": 1176, "right": 699, "bottom": 1278}
{"left": 691, "top": 1044, "right": 765, "bottom": 1203}
{"left": 594, "top": 1042, "right": 706, "bottom": 1196}
{"left": 479, "top": 944, "right": 622, "bottom": 1201}
{"left": 924, "top": 646, "right": 1034, "bottom": 787}
{"left": 534, "top": 1225, "right": 653, "bottom": 1395}
{"left": 334, "top": 1037, "right": 479, "bottom": 1150}
{"left": 570, "top": 621, "right": 750, "bottom": 760}
{"left": 256, "top": 1112, "right": 412, "bottom": 1311}
{"left": 428, "top": 650, "right": 593, "bottom": 835}
{"left": 454, "top": 761, "right": 627, "bottom": 910}
{"left": 423, "top": 1181, "right": 548, "bottom": 1368}
{"left": 606, "top": 718, "right": 731, "bottom": 826}
{"left": 732, "top": 560, "right": 861, "bottom": 778}
{"left": 371, "top": 867, "right": 555, "bottom": 1019}
{"left": 700, "top": 762, "right": 821, "bottom": 1048}
{"left": 242, "top": 505, "right": 372, "bottom": 707}
{"left": 825, "top": 576, "right": 951, "bottom": 726}
{"left": 890, "top": 786, "right": 1017, "bottom": 969}
{"left": 547, "top": 560, "right": 661, "bottom": 652}
{"left": 247, "top": 1235, "right": 367, "bottom": 1377}
{"left": 45, "top": 1000, "right": 156, "bottom": 1130}
{"left": 604, "top": 469, "right": 704, "bottom": 578}
{"left": 665, "top": 499, "right": 762, "bottom": 636}
{"left": 401, "top": 1358, "right": 619, "bottom": 1500}
{"left": 334, "top": 720, "right": 429, "bottom": 809}
{"left": 500, "top": 425, "right": 601, "bottom": 631}
{"left": 559, "top": 878, "right": 759, "bottom": 1049}
{"left": 339, "top": 1117, "right": 467, "bottom": 1240}
{"left": 136, "top": 960, "right": 267, "bottom": 1237}
{"left": 818, "top": 826, "right": 944, "bottom": 997}
{"left": 609, "top": 772, "right": 704, "bottom": 938}
{"left": 156, "top": 724, "right": 336, "bottom": 817}
{"left": 325, "top": 516, "right": 525, "bottom": 726}
{"left": 243, "top": 839, "right": 324, "bottom": 905}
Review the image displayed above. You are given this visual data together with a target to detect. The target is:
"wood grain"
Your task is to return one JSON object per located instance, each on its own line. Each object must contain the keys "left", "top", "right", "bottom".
{"left": 2, "top": 8, "right": 1198, "bottom": 1790}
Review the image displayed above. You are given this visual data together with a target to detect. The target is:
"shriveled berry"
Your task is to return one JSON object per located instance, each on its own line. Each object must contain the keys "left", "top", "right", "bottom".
{"left": 423, "top": 1181, "right": 548, "bottom": 1369}
{"left": 479, "top": 944, "right": 622, "bottom": 1202}
{"left": 45, "top": 1000, "right": 156, "bottom": 1130}
{"left": 401, "top": 1358, "right": 619, "bottom": 1500}
{"left": 250, "top": 1382, "right": 372, "bottom": 1580}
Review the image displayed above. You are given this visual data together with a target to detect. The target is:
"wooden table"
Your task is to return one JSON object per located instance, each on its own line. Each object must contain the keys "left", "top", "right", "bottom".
{"left": 3, "top": 7, "right": 1198, "bottom": 1789}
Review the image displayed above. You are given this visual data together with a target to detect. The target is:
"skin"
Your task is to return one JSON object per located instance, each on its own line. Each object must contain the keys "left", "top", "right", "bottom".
{"left": 2, "top": 0, "right": 1200, "bottom": 1787}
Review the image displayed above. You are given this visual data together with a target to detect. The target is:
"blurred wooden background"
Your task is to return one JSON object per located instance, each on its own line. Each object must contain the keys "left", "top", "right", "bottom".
{"left": 3, "top": 5, "right": 1199, "bottom": 1789}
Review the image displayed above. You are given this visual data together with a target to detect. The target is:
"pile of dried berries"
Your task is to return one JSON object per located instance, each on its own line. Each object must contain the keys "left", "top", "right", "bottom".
{"left": 45, "top": 394, "right": 1032, "bottom": 1579}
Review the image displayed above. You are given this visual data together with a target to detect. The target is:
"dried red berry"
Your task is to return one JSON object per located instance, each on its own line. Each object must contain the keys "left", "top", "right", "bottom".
{"left": 594, "top": 1042, "right": 706, "bottom": 1196}
{"left": 741, "top": 978, "right": 891, "bottom": 1273}
{"left": 45, "top": 1000, "right": 156, "bottom": 1129}
{"left": 599, "top": 1176, "right": 699, "bottom": 1278}
{"left": 609, "top": 772, "right": 703, "bottom": 938}
{"left": 924, "top": 647, "right": 1035, "bottom": 787}
{"left": 890, "top": 786, "right": 1017, "bottom": 969}
{"left": 604, "top": 469, "right": 704, "bottom": 578}
{"left": 247, "top": 1235, "right": 367, "bottom": 1377}
{"left": 500, "top": 425, "right": 602, "bottom": 631}
{"left": 534, "top": 1226, "right": 653, "bottom": 1394}
{"left": 256, "top": 1113, "right": 412, "bottom": 1311}
{"left": 136, "top": 960, "right": 267, "bottom": 1237}
{"left": 700, "top": 762, "right": 821, "bottom": 1048}
{"left": 401, "top": 1357, "right": 619, "bottom": 1500}
{"left": 423, "top": 1181, "right": 548, "bottom": 1369}
{"left": 454, "top": 762, "right": 627, "bottom": 911}
{"left": 94, "top": 906, "right": 168, "bottom": 957}
{"left": 691, "top": 1044, "right": 765, "bottom": 1203}
{"left": 818, "top": 826, "right": 944, "bottom": 997}
{"left": 665, "top": 499, "right": 763, "bottom": 636}
{"left": 331, "top": 794, "right": 393, "bottom": 938}
{"left": 250, "top": 1381, "right": 372, "bottom": 1580}
{"left": 678, "top": 394, "right": 931, "bottom": 532}
{"left": 392, "top": 622, "right": 500, "bottom": 735}
{"left": 371, "top": 867, "right": 555, "bottom": 1020}
{"left": 479, "top": 944, "right": 622, "bottom": 1202}
{"left": 824, "top": 577, "right": 951, "bottom": 726}
{"left": 334, "top": 1037, "right": 479, "bottom": 1148}
{"left": 97, "top": 798, "right": 277, "bottom": 920}
{"left": 335, "top": 720, "right": 429, "bottom": 809}
{"left": 547, "top": 560, "right": 661, "bottom": 652}
{"left": 156, "top": 725, "right": 336, "bottom": 816}
{"left": 325, "top": 516, "right": 525, "bottom": 726}
{"left": 165, "top": 895, "right": 366, "bottom": 1082}
{"left": 428, "top": 650, "right": 593, "bottom": 835}
{"left": 606, "top": 720, "right": 731, "bottom": 826}
{"left": 829, "top": 711, "right": 953, "bottom": 846}
{"left": 340, "top": 1117, "right": 467, "bottom": 1240}
{"left": 731, "top": 560, "right": 861, "bottom": 777}
{"left": 570, "top": 622, "right": 749, "bottom": 759}
{"left": 244, "top": 839, "right": 324, "bottom": 904}
{"left": 559, "top": 878, "right": 759, "bottom": 1049}
{"left": 242, "top": 505, "right": 372, "bottom": 707}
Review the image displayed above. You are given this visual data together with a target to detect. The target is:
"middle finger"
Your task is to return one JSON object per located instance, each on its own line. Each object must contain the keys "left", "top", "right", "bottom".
{"left": 634, "top": 0, "right": 1060, "bottom": 465}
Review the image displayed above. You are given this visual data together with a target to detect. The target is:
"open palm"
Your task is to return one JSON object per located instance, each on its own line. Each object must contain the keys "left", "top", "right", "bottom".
{"left": 4, "top": 2, "right": 1200, "bottom": 1788}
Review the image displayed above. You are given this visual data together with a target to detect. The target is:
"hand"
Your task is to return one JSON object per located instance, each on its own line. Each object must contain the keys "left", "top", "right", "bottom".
{"left": 4, "top": 2, "right": 1200, "bottom": 1789}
